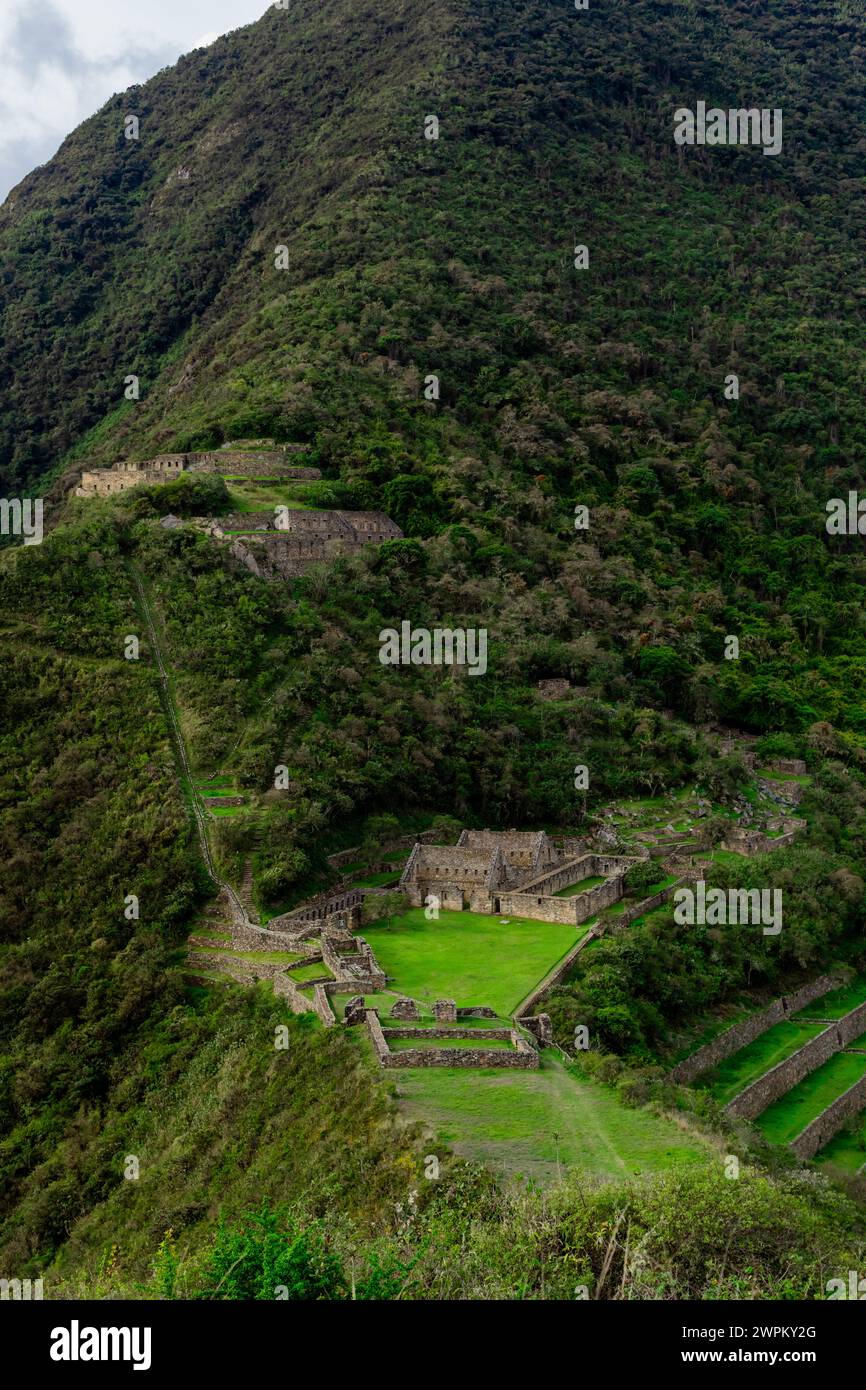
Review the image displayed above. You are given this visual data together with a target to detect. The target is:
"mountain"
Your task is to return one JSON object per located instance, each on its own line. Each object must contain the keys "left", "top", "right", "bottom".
{"left": 2, "top": 0, "right": 866, "bottom": 1300}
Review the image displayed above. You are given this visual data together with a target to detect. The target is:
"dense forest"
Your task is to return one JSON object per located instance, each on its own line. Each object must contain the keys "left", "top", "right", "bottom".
{"left": 3, "top": 0, "right": 866, "bottom": 1297}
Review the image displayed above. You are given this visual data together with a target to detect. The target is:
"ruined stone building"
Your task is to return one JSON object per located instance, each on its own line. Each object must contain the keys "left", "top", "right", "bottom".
{"left": 207, "top": 509, "right": 403, "bottom": 576}
{"left": 400, "top": 829, "right": 636, "bottom": 926}
{"left": 74, "top": 445, "right": 322, "bottom": 498}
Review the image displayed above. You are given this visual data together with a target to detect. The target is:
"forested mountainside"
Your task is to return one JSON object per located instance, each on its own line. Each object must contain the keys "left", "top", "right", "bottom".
{"left": 3, "top": 0, "right": 866, "bottom": 1297}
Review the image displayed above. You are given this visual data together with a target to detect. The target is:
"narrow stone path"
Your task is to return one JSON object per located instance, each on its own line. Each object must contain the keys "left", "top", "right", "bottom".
{"left": 127, "top": 560, "right": 252, "bottom": 928}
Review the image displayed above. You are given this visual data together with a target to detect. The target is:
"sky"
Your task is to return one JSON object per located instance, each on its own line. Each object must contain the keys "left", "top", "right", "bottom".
{"left": 0, "top": 0, "right": 269, "bottom": 202}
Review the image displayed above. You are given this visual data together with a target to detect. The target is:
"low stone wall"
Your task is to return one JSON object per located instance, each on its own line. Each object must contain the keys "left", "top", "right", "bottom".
{"left": 790, "top": 1072, "right": 866, "bottom": 1161}
{"left": 272, "top": 972, "right": 334, "bottom": 1026}
{"left": 382, "top": 1027, "right": 513, "bottom": 1041}
{"left": 187, "top": 951, "right": 286, "bottom": 983}
{"left": 229, "top": 921, "right": 308, "bottom": 951}
{"left": 670, "top": 972, "right": 850, "bottom": 1085}
{"left": 727, "top": 998, "right": 866, "bottom": 1121}
{"left": 498, "top": 874, "right": 623, "bottom": 926}
{"left": 366, "top": 1013, "right": 538, "bottom": 1069}
{"left": 457, "top": 1006, "right": 497, "bottom": 1019}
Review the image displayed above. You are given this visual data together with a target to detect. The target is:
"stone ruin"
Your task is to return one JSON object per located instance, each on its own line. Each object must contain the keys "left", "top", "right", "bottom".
{"left": 74, "top": 445, "right": 322, "bottom": 498}
{"left": 208, "top": 508, "right": 403, "bottom": 577}
{"left": 399, "top": 828, "right": 636, "bottom": 926}
{"left": 433, "top": 999, "right": 457, "bottom": 1022}
{"left": 343, "top": 996, "right": 367, "bottom": 1026}
{"left": 390, "top": 997, "right": 420, "bottom": 1020}
{"left": 521, "top": 1014, "right": 553, "bottom": 1047}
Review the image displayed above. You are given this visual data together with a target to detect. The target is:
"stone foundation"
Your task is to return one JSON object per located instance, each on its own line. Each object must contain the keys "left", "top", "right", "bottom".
{"left": 366, "top": 1012, "right": 538, "bottom": 1069}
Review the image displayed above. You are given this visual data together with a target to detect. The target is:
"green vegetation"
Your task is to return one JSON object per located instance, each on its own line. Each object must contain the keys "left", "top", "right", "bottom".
{"left": 555, "top": 875, "right": 604, "bottom": 897}
{"left": 364, "top": 909, "right": 581, "bottom": 1016}
{"left": 793, "top": 977, "right": 866, "bottom": 1020}
{"left": 6, "top": 0, "right": 866, "bottom": 1302}
{"left": 699, "top": 1021, "right": 826, "bottom": 1107}
{"left": 396, "top": 1052, "right": 706, "bottom": 1184}
{"left": 758, "top": 1054, "right": 866, "bottom": 1146}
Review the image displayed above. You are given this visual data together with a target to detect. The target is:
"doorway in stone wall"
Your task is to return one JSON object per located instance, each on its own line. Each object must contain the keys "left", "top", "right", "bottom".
{"left": 493, "top": 898, "right": 500, "bottom": 913}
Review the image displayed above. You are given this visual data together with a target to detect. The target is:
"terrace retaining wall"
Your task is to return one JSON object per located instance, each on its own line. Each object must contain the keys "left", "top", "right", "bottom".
{"left": 726, "top": 998, "right": 866, "bottom": 1121}
{"left": 790, "top": 1072, "right": 866, "bottom": 1160}
{"left": 670, "top": 972, "right": 851, "bottom": 1085}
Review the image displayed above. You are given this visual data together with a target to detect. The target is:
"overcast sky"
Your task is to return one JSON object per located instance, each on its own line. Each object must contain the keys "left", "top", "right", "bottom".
{"left": 0, "top": 0, "right": 269, "bottom": 202}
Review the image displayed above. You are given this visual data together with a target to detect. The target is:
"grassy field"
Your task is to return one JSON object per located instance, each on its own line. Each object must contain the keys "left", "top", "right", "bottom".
{"left": 699, "top": 1020, "right": 826, "bottom": 1105}
{"left": 225, "top": 482, "right": 310, "bottom": 512}
{"left": 387, "top": 1035, "right": 514, "bottom": 1050}
{"left": 816, "top": 1116, "right": 866, "bottom": 1174}
{"left": 363, "top": 908, "right": 581, "bottom": 1016}
{"left": 287, "top": 963, "right": 333, "bottom": 983}
{"left": 394, "top": 1050, "right": 707, "bottom": 1184}
{"left": 792, "top": 976, "right": 866, "bottom": 1020}
{"left": 757, "top": 1052, "right": 866, "bottom": 1145}
{"left": 555, "top": 875, "right": 604, "bottom": 897}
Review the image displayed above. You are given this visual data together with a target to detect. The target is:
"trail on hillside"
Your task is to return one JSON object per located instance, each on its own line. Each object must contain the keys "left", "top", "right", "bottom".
{"left": 127, "top": 559, "right": 252, "bottom": 928}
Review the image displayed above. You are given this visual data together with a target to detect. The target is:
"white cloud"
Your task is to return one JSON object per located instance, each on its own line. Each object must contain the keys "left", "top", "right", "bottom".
{"left": 0, "top": 0, "right": 268, "bottom": 201}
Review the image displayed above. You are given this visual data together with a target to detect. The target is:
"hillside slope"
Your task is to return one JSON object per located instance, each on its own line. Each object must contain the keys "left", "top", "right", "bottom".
{"left": 4, "top": 0, "right": 866, "bottom": 1297}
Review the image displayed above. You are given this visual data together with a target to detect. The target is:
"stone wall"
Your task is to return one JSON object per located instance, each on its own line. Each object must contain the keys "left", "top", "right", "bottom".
{"left": 456, "top": 1006, "right": 497, "bottom": 1018}
{"left": 670, "top": 972, "right": 850, "bottom": 1084}
{"left": 497, "top": 873, "right": 624, "bottom": 925}
{"left": 229, "top": 920, "right": 308, "bottom": 951}
{"left": 726, "top": 998, "right": 866, "bottom": 1121}
{"left": 790, "top": 1072, "right": 866, "bottom": 1160}
{"left": 366, "top": 1013, "right": 538, "bottom": 1069}
{"left": 188, "top": 951, "right": 286, "bottom": 983}
{"left": 273, "top": 890, "right": 363, "bottom": 929}
{"left": 272, "top": 972, "right": 334, "bottom": 1025}
{"left": 382, "top": 1027, "right": 514, "bottom": 1041}
{"left": 189, "top": 450, "right": 321, "bottom": 476}
{"left": 321, "top": 933, "right": 386, "bottom": 989}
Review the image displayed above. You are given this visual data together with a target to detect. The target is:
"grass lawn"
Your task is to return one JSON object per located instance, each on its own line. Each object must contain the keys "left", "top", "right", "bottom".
{"left": 387, "top": 1035, "right": 514, "bottom": 1051}
{"left": 700, "top": 1019, "right": 826, "bottom": 1105}
{"left": 756, "top": 768, "right": 812, "bottom": 785}
{"left": 208, "top": 805, "right": 245, "bottom": 817}
{"left": 287, "top": 963, "right": 333, "bottom": 983}
{"left": 226, "top": 483, "right": 310, "bottom": 512}
{"left": 555, "top": 875, "right": 605, "bottom": 897}
{"left": 394, "top": 1050, "right": 707, "bottom": 1184}
{"left": 792, "top": 976, "right": 866, "bottom": 1020}
{"left": 816, "top": 1116, "right": 866, "bottom": 1174}
{"left": 352, "top": 871, "right": 401, "bottom": 888}
{"left": 757, "top": 1052, "right": 866, "bottom": 1145}
{"left": 196, "top": 946, "right": 302, "bottom": 966}
{"left": 704, "top": 849, "right": 750, "bottom": 868}
{"left": 363, "top": 908, "right": 582, "bottom": 1016}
